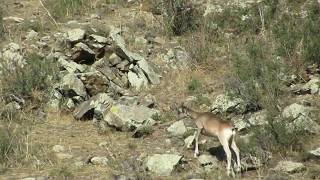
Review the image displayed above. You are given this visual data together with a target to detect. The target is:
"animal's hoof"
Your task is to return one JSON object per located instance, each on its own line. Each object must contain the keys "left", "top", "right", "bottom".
{"left": 227, "top": 168, "right": 235, "bottom": 177}
{"left": 235, "top": 164, "right": 242, "bottom": 173}
{"left": 193, "top": 152, "right": 199, "bottom": 158}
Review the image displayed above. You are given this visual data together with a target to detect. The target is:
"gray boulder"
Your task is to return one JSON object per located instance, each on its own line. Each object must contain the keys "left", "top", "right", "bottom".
{"left": 92, "top": 58, "right": 126, "bottom": 88}
{"left": 0, "top": 43, "right": 26, "bottom": 73}
{"left": 282, "top": 103, "right": 320, "bottom": 133}
{"left": 74, "top": 93, "right": 113, "bottom": 120}
{"left": 74, "top": 42, "right": 95, "bottom": 55}
{"left": 211, "top": 94, "right": 246, "bottom": 114}
{"left": 274, "top": 161, "right": 306, "bottom": 174}
{"left": 90, "top": 156, "right": 109, "bottom": 166}
{"left": 145, "top": 154, "right": 182, "bottom": 176}
{"left": 162, "top": 46, "right": 190, "bottom": 68}
{"left": 108, "top": 53, "right": 122, "bottom": 66}
{"left": 128, "top": 68, "right": 149, "bottom": 90}
{"left": 309, "top": 147, "right": 320, "bottom": 158}
{"left": 198, "top": 154, "right": 218, "bottom": 166}
{"left": 184, "top": 135, "right": 195, "bottom": 148}
{"left": 59, "top": 73, "right": 87, "bottom": 98}
{"left": 109, "top": 26, "right": 144, "bottom": 62}
{"left": 58, "top": 56, "right": 86, "bottom": 73}
{"left": 167, "top": 120, "right": 187, "bottom": 137}
{"left": 302, "top": 77, "right": 320, "bottom": 94}
{"left": 137, "top": 59, "right": 160, "bottom": 85}
{"left": 232, "top": 110, "right": 267, "bottom": 131}
{"left": 89, "top": 34, "right": 109, "bottom": 44}
{"left": 198, "top": 154, "right": 219, "bottom": 171}
{"left": 103, "top": 104, "right": 158, "bottom": 131}
{"left": 26, "top": 30, "right": 39, "bottom": 40}
{"left": 67, "top": 28, "right": 85, "bottom": 42}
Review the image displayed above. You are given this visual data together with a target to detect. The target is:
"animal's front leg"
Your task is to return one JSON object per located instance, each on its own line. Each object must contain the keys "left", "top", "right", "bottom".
{"left": 194, "top": 128, "right": 201, "bottom": 158}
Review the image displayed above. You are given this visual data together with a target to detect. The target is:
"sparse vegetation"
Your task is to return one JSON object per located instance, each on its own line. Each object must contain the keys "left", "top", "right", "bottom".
{"left": 187, "top": 77, "right": 202, "bottom": 95}
{"left": 223, "top": 0, "right": 320, "bottom": 156}
{"left": 133, "top": 125, "right": 154, "bottom": 138}
{"left": 44, "top": 0, "right": 92, "bottom": 20}
{"left": 0, "top": 2, "right": 4, "bottom": 38}
{"left": 0, "top": 53, "right": 59, "bottom": 104}
{"left": 0, "top": 101, "right": 48, "bottom": 169}
{"left": 163, "top": 0, "right": 199, "bottom": 36}
{"left": 1, "top": 0, "right": 320, "bottom": 179}
{"left": 19, "top": 20, "right": 45, "bottom": 33}
{"left": 152, "top": 111, "right": 176, "bottom": 123}
{"left": 49, "top": 165, "right": 73, "bottom": 178}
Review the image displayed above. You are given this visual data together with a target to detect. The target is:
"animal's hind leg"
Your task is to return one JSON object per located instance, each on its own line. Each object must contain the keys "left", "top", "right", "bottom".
{"left": 219, "top": 132, "right": 234, "bottom": 177}
{"left": 231, "top": 134, "right": 241, "bottom": 172}
{"left": 194, "top": 128, "right": 201, "bottom": 157}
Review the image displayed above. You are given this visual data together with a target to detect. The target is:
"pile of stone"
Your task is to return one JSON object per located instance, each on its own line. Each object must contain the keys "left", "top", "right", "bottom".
{"left": 48, "top": 27, "right": 160, "bottom": 132}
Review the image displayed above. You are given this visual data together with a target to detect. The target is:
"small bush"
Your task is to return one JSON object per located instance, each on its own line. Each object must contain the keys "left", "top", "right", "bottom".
{"left": 272, "top": 1, "right": 320, "bottom": 66}
{"left": 163, "top": 0, "right": 199, "bottom": 36}
{"left": 0, "top": 106, "right": 33, "bottom": 167}
{"left": 45, "top": 0, "right": 91, "bottom": 20}
{"left": 152, "top": 111, "right": 176, "bottom": 123}
{"left": 0, "top": 129, "right": 11, "bottom": 163}
{"left": 0, "top": 53, "right": 59, "bottom": 103}
{"left": 19, "top": 20, "right": 44, "bottom": 32}
{"left": 250, "top": 117, "right": 309, "bottom": 155}
{"left": 226, "top": 38, "right": 284, "bottom": 111}
{"left": 49, "top": 165, "right": 73, "bottom": 178}
{"left": 226, "top": 36, "right": 311, "bottom": 154}
{"left": 194, "top": 95, "right": 211, "bottom": 107}
{"left": 133, "top": 125, "right": 154, "bottom": 138}
{"left": 187, "top": 78, "right": 202, "bottom": 95}
{"left": 302, "top": 1, "right": 320, "bottom": 64}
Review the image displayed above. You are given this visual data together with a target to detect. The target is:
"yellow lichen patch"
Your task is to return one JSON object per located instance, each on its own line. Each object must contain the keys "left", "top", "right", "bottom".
{"left": 110, "top": 106, "right": 118, "bottom": 114}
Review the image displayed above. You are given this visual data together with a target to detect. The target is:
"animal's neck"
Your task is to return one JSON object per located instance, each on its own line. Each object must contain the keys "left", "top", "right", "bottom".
{"left": 186, "top": 108, "right": 199, "bottom": 119}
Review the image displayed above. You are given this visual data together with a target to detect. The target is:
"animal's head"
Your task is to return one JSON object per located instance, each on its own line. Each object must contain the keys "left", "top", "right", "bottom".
{"left": 175, "top": 103, "right": 190, "bottom": 119}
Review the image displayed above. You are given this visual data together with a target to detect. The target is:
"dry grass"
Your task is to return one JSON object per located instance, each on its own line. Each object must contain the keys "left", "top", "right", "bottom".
{"left": 147, "top": 65, "right": 226, "bottom": 113}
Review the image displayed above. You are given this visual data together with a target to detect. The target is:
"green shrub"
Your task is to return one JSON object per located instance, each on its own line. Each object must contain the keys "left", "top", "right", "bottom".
{"left": 183, "top": 0, "right": 280, "bottom": 65}
{"left": 45, "top": 0, "right": 90, "bottom": 20}
{"left": 271, "top": 1, "right": 320, "bottom": 65}
{"left": 0, "top": 129, "right": 11, "bottom": 163}
{"left": 302, "top": 1, "right": 320, "bottom": 64}
{"left": 19, "top": 20, "right": 44, "bottom": 32}
{"left": 227, "top": 38, "right": 284, "bottom": 111}
{"left": 152, "top": 111, "right": 176, "bottom": 123}
{"left": 0, "top": 53, "right": 59, "bottom": 103}
{"left": 226, "top": 36, "right": 311, "bottom": 154}
{"left": 163, "top": 0, "right": 199, "bottom": 36}
{"left": 187, "top": 78, "right": 202, "bottom": 95}
{"left": 250, "top": 117, "right": 309, "bottom": 155}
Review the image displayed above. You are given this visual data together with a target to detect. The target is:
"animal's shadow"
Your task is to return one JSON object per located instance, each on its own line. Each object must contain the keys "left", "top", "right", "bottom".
{"left": 208, "top": 146, "right": 238, "bottom": 162}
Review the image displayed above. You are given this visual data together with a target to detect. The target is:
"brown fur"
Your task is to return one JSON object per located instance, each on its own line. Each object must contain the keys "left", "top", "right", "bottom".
{"left": 178, "top": 105, "right": 241, "bottom": 176}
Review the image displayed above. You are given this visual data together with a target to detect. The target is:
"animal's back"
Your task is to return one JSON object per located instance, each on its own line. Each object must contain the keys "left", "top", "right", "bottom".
{"left": 199, "top": 112, "right": 233, "bottom": 135}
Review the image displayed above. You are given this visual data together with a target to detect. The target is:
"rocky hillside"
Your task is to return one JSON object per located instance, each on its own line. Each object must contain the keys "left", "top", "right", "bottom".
{"left": 0, "top": 0, "right": 320, "bottom": 179}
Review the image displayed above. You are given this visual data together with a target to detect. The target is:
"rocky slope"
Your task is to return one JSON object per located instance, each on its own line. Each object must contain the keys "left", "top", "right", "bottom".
{"left": 0, "top": 0, "right": 320, "bottom": 180}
